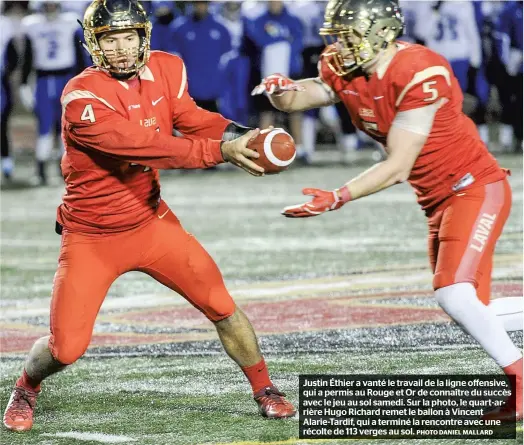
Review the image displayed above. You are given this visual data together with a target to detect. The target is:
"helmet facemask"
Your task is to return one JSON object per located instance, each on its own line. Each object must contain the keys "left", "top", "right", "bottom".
{"left": 319, "top": 0, "right": 403, "bottom": 77}
{"left": 85, "top": 26, "right": 150, "bottom": 78}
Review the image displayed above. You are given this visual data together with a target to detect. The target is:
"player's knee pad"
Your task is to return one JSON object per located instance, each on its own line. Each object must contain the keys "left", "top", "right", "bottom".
{"left": 200, "top": 287, "right": 236, "bottom": 322}
{"left": 49, "top": 333, "right": 90, "bottom": 365}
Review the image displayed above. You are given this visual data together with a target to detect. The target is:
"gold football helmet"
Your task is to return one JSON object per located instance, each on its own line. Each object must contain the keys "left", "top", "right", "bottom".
{"left": 320, "top": 0, "right": 404, "bottom": 76}
{"left": 82, "top": 0, "right": 152, "bottom": 77}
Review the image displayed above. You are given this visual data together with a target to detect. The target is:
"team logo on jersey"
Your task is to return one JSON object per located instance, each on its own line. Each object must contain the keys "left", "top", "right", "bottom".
{"left": 140, "top": 116, "right": 157, "bottom": 127}
{"left": 358, "top": 108, "right": 375, "bottom": 118}
{"left": 452, "top": 173, "right": 475, "bottom": 192}
{"left": 264, "top": 22, "right": 288, "bottom": 39}
{"left": 470, "top": 213, "right": 497, "bottom": 253}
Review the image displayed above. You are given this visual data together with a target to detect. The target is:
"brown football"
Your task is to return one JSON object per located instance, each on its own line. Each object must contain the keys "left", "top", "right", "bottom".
{"left": 248, "top": 128, "right": 296, "bottom": 174}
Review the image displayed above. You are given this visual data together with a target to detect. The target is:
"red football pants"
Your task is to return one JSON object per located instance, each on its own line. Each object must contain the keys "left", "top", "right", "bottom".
{"left": 428, "top": 178, "right": 512, "bottom": 304}
{"left": 49, "top": 204, "right": 235, "bottom": 364}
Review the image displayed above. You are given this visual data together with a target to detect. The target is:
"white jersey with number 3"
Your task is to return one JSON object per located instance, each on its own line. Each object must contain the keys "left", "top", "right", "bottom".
{"left": 21, "top": 12, "right": 79, "bottom": 71}
{"left": 417, "top": 2, "right": 481, "bottom": 67}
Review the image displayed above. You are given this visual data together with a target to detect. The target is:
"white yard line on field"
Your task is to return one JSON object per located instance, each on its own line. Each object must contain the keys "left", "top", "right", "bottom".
{"left": 0, "top": 271, "right": 433, "bottom": 319}
{"left": 1, "top": 293, "right": 175, "bottom": 319}
{"left": 2, "top": 262, "right": 521, "bottom": 320}
{"left": 41, "top": 432, "right": 136, "bottom": 443}
{"left": 229, "top": 272, "right": 432, "bottom": 298}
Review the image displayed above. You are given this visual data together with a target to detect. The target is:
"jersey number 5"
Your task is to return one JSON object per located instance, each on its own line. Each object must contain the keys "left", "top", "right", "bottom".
{"left": 423, "top": 81, "right": 438, "bottom": 102}
{"left": 81, "top": 104, "right": 96, "bottom": 123}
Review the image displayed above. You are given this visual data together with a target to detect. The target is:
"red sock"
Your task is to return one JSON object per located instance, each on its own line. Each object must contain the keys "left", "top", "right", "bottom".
{"left": 503, "top": 357, "right": 523, "bottom": 378}
{"left": 241, "top": 358, "right": 272, "bottom": 394}
{"left": 16, "top": 369, "right": 41, "bottom": 392}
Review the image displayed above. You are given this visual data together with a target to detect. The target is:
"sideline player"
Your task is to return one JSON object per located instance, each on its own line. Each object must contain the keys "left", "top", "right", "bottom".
{"left": 0, "top": 9, "right": 18, "bottom": 180}
{"left": 253, "top": 0, "right": 522, "bottom": 421}
{"left": 20, "top": 0, "right": 85, "bottom": 185}
{"left": 3, "top": 0, "right": 295, "bottom": 432}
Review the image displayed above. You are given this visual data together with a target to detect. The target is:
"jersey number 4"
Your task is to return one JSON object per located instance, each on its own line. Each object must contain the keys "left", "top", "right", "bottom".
{"left": 81, "top": 104, "right": 96, "bottom": 123}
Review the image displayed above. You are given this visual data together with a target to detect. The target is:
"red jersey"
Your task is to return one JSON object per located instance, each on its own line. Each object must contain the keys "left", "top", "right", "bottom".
{"left": 59, "top": 51, "right": 230, "bottom": 233}
{"left": 320, "top": 42, "right": 505, "bottom": 214}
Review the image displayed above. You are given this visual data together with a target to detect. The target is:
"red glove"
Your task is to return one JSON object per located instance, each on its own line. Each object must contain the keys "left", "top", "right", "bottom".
{"left": 251, "top": 73, "right": 305, "bottom": 96}
{"left": 281, "top": 187, "right": 352, "bottom": 218}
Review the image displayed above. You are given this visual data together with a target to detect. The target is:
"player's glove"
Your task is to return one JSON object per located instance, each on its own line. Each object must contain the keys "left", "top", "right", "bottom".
{"left": 220, "top": 128, "right": 265, "bottom": 177}
{"left": 19, "top": 84, "right": 35, "bottom": 110}
{"left": 281, "top": 187, "right": 352, "bottom": 218}
{"left": 251, "top": 73, "right": 305, "bottom": 96}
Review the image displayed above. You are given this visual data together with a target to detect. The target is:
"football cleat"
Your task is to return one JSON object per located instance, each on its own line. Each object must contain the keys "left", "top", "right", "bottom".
{"left": 3, "top": 386, "right": 39, "bottom": 432}
{"left": 254, "top": 386, "right": 296, "bottom": 419}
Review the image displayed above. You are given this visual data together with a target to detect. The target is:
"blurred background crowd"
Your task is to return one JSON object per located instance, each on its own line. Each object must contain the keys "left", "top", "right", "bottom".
{"left": 0, "top": 0, "right": 522, "bottom": 186}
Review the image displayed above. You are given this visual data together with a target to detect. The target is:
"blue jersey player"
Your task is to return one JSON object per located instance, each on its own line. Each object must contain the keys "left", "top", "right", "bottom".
{"left": 20, "top": 1, "right": 84, "bottom": 185}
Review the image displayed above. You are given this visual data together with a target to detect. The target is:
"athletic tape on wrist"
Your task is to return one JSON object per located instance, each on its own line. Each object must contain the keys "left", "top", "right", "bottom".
{"left": 338, "top": 186, "right": 352, "bottom": 203}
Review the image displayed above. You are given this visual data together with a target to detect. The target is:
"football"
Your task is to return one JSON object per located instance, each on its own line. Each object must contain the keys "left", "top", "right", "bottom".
{"left": 248, "top": 128, "right": 296, "bottom": 174}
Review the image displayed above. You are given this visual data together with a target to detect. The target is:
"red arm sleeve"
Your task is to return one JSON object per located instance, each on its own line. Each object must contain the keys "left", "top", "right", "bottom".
{"left": 62, "top": 91, "right": 224, "bottom": 170}
{"left": 171, "top": 58, "right": 231, "bottom": 139}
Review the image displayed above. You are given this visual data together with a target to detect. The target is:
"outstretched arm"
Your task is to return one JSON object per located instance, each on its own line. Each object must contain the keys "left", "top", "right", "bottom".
{"left": 338, "top": 125, "right": 426, "bottom": 199}
{"left": 251, "top": 74, "right": 339, "bottom": 113}
{"left": 282, "top": 103, "right": 440, "bottom": 218}
{"left": 63, "top": 92, "right": 264, "bottom": 175}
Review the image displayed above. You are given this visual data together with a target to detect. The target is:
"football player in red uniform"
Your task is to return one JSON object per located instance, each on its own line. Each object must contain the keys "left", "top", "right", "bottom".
{"left": 3, "top": 0, "right": 295, "bottom": 432}
{"left": 253, "top": 0, "right": 522, "bottom": 421}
